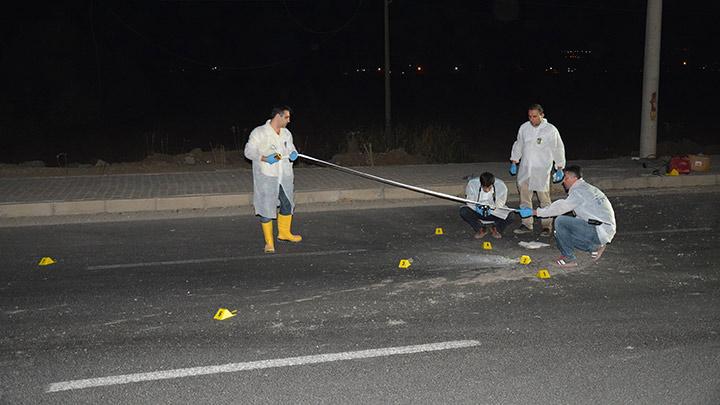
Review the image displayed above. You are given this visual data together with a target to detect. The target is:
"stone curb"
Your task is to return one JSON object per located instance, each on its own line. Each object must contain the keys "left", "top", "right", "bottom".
{"left": 0, "top": 174, "right": 717, "bottom": 219}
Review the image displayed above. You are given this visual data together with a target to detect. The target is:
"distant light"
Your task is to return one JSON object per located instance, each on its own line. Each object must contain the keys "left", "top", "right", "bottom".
{"left": 361, "top": 68, "right": 366, "bottom": 72}
{"left": 377, "top": 67, "right": 381, "bottom": 72}
{"left": 682, "top": 61, "right": 687, "bottom": 66}
{"left": 211, "top": 66, "right": 218, "bottom": 71}
{"left": 454, "top": 66, "right": 459, "bottom": 71}
{"left": 416, "top": 66, "right": 423, "bottom": 71}
{"left": 356, "top": 68, "right": 360, "bottom": 73}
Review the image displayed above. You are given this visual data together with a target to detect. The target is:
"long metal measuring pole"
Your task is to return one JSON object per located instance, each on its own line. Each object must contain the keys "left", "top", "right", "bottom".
{"left": 297, "top": 153, "right": 517, "bottom": 212}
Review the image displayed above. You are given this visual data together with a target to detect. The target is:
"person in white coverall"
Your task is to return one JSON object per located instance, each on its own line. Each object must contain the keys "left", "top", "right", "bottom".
{"left": 518, "top": 165, "right": 616, "bottom": 268}
{"left": 244, "top": 106, "right": 302, "bottom": 253}
{"left": 459, "top": 172, "right": 514, "bottom": 239}
{"left": 509, "top": 103, "right": 566, "bottom": 237}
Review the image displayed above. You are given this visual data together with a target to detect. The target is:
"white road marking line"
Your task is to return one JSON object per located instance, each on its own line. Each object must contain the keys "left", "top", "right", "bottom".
{"left": 620, "top": 227, "right": 711, "bottom": 236}
{"left": 86, "top": 249, "right": 367, "bottom": 270}
{"left": 46, "top": 339, "right": 480, "bottom": 393}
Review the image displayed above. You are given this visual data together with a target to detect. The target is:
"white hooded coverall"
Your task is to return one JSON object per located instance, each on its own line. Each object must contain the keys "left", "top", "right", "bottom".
{"left": 465, "top": 178, "right": 511, "bottom": 220}
{"left": 244, "top": 120, "right": 298, "bottom": 219}
{"left": 510, "top": 118, "right": 566, "bottom": 192}
{"left": 536, "top": 178, "right": 617, "bottom": 245}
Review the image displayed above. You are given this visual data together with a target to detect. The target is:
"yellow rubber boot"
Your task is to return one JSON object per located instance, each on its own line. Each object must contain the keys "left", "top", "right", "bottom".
{"left": 261, "top": 221, "right": 275, "bottom": 253}
{"left": 277, "top": 214, "right": 302, "bottom": 242}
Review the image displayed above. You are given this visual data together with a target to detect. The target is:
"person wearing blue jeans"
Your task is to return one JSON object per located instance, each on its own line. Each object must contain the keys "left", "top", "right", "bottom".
{"left": 517, "top": 165, "right": 616, "bottom": 267}
{"left": 244, "top": 106, "right": 302, "bottom": 253}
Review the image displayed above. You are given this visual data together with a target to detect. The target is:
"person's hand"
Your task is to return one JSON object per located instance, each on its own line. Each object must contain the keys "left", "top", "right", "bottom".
{"left": 475, "top": 205, "right": 488, "bottom": 217}
{"left": 509, "top": 162, "right": 518, "bottom": 176}
{"left": 518, "top": 207, "right": 533, "bottom": 218}
{"left": 265, "top": 153, "right": 280, "bottom": 164}
{"left": 552, "top": 169, "right": 564, "bottom": 183}
{"left": 289, "top": 151, "right": 298, "bottom": 161}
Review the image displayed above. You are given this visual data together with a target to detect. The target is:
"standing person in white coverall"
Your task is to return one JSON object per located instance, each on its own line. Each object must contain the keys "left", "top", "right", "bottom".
{"left": 244, "top": 106, "right": 302, "bottom": 253}
{"left": 509, "top": 103, "right": 566, "bottom": 237}
{"left": 518, "top": 165, "right": 616, "bottom": 268}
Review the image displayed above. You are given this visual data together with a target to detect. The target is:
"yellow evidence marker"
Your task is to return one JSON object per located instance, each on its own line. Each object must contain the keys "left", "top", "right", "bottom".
{"left": 435, "top": 227, "right": 444, "bottom": 235}
{"left": 398, "top": 259, "right": 412, "bottom": 269}
{"left": 536, "top": 269, "right": 551, "bottom": 279}
{"left": 213, "top": 308, "right": 237, "bottom": 320}
{"left": 38, "top": 257, "right": 56, "bottom": 266}
{"left": 483, "top": 241, "right": 492, "bottom": 250}
{"left": 519, "top": 255, "right": 532, "bottom": 265}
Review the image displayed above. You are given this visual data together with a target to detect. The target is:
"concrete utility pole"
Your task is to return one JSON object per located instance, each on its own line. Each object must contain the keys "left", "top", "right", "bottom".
{"left": 639, "top": 0, "right": 663, "bottom": 158}
{"left": 384, "top": 0, "right": 392, "bottom": 136}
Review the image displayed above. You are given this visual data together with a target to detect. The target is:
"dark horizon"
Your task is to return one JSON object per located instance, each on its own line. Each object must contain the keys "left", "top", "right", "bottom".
{"left": 2, "top": 1, "right": 719, "bottom": 165}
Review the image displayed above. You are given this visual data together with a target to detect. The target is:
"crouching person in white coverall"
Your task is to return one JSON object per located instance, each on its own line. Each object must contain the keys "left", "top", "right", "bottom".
{"left": 518, "top": 165, "right": 616, "bottom": 268}
{"left": 459, "top": 172, "right": 514, "bottom": 239}
{"left": 509, "top": 103, "right": 566, "bottom": 237}
{"left": 244, "top": 106, "right": 302, "bottom": 253}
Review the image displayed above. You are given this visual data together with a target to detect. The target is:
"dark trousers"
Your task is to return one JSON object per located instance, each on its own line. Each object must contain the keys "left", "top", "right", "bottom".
{"left": 459, "top": 206, "right": 513, "bottom": 234}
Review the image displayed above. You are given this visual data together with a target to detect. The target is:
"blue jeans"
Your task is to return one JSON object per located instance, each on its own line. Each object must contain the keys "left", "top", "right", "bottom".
{"left": 260, "top": 185, "right": 292, "bottom": 223}
{"left": 554, "top": 215, "right": 602, "bottom": 261}
{"left": 459, "top": 206, "right": 513, "bottom": 234}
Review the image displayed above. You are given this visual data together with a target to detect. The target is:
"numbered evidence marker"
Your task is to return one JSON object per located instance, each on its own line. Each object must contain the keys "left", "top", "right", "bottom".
{"left": 483, "top": 241, "right": 492, "bottom": 250}
{"left": 536, "top": 269, "right": 551, "bottom": 279}
{"left": 435, "top": 228, "right": 444, "bottom": 235}
{"left": 38, "top": 257, "right": 56, "bottom": 266}
{"left": 398, "top": 259, "right": 412, "bottom": 269}
{"left": 519, "top": 255, "right": 532, "bottom": 265}
{"left": 213, "top": 308, "right": 237, "bottom": 320}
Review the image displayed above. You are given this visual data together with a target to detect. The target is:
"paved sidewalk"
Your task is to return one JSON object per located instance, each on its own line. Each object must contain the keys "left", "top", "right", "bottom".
{"left": 0, "top": 157, "right": 717, "bottom": 220}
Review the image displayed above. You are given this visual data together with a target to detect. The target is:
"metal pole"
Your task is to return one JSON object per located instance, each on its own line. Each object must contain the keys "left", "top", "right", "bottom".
{"left": 639, "top": 0, "right": 663, "bottom": 159}
{"left": 384, "top": 0, "right": 392, "bottom": 137}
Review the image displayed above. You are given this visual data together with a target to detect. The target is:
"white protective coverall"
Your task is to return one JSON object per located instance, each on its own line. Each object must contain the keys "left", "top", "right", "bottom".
{"left": 244, "top": 120, "right": 298, "bottom": 219}
{"left": 510, "top": 118, "right": 566, "bottom": 192}
{"left": 535, "top": 178, "right": 617, "bottom": 244}
{"left": 465, "top": 177, "right": 511, "bottom": 220}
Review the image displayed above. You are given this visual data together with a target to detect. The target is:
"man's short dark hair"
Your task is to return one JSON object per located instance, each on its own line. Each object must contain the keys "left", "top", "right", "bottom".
{"left": 271, "top": 105, "right": 292, "bottom": 118}
{"left": 479, "top": 172, "right": 495, "bottom": 187}
{"left": 528, "top": 103, "right": 544, "bottom": 114}
{"left": 564, "top": 165, "right": 582, "bottom": 179}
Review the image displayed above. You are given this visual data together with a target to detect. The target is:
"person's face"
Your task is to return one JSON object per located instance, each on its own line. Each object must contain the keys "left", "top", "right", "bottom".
{"left": 481, "top": 185, "right": 493, "bottom": 193}
{"left": 562, "top": 171, "right": 577, "bottom": 191}
{"left": 278, "top": 110, "right": 291, "bottom": 128}
{"left": 528, "top": 109, "right": 544, "bottom": 127}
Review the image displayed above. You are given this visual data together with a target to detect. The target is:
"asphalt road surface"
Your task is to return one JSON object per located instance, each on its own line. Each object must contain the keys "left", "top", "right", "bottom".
{"left": 1, "top": 190, "right": 719, "bottom": 404}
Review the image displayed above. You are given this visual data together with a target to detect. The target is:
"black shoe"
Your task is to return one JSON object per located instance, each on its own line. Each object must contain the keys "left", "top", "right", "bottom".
{"left": 513, "top": 225, "right": 532, "bottom": 235}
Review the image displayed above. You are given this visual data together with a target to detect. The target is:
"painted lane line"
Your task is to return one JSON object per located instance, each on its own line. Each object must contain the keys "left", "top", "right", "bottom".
{"left": 47, "top": 339, "right": 480, "bottom": 393}
{"left": 86, "top": 249, "right": 367, "bottom": 270}
{"left": 620, "top": 227, "right": 711, "bottom": 236}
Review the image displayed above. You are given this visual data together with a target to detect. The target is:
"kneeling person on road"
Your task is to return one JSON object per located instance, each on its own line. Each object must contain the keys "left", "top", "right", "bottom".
{"left": 459, "top": 172, "right": 513, "bottom": 239}
{"left": 518, "top": 165, "right": 616, "bottom": 267}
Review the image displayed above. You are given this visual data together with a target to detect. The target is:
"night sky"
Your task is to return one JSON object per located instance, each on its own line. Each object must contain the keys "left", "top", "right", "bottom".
{"left": 2, "top": 1, "right": 719, "bottom": 164}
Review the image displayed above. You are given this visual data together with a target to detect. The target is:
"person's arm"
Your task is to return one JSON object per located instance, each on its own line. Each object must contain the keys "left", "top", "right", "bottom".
{"left": 244, "top": 129, "right": 262, "bottom": 161}
{"left": 494, "top": 182, "right": 508, "bottom": 209}
{"left": 509, "top": 127, "right": 523, "bottom": 163}
{"left": 465, "top": 179, "right": 478, "bottom": 208}
{"left": 552, "top": 129, "right": 566, "bottom": 170}
{"left": 536, "top": 191, "right": 580, "bottom": 217}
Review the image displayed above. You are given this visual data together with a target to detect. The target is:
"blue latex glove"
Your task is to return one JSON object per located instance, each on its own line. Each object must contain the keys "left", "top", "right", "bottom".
{"left": 265, "top": 153, "right": 280, "bottom": 164}
{"left": 289, "top": 151, "right": 298, "bottom": 161}
{"left": 552, "top": 169, "right": 564, "bottom": 183}
{"left": 518, "top": 207, "right": 533, "bottom": 218}
{"left": 509, "top": 162, "right": 517, "bottom": 176}
{"left": 475, "top": 205, "right": 489, "bottom": 217}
